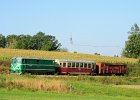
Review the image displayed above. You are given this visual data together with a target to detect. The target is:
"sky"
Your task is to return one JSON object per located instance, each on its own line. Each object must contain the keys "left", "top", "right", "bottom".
{"left": 0, "top": 0, "right": 140, "bottom": 56}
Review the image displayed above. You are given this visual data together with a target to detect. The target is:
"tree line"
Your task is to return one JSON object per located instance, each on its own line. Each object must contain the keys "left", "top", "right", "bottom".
{"left": 0, "top": 32, "right": 61, "bottom": 51}
{"left": 1, "top": 23, "right": 140, "bottom": 58}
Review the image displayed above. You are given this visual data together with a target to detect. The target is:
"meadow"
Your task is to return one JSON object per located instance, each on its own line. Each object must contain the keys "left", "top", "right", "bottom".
{"left": 0, "top": 74, "right": 140, "bottom": 100}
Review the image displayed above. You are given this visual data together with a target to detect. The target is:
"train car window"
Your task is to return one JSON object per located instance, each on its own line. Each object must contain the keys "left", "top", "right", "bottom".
{"left": 60, "top": 62, "right": 62, "bottom": 65}
{"left": 92, "top": 63, "right": 95, "bottom": 69}
{"left": 84, "top": 63, "right": 87, "bottom": 68}
{"left": 80, "top": 63, "right": 83, "bottom": 68}
{"left": 124, "top": 66, "right": 126, "bottom": 68}
{"left": 76, "top": 63, "right": 79, "bottom": 68}
{"left": 72, "top": 62, "right": 75, "bottom": 68}
{"left": 68, "top": 63, "right": 71, "bottom": 67}
{"left": 63, "top": 63, "right": 66, "bottom": 67}
{"left": 88, "top": 63, "right": 91, "bottom": 68}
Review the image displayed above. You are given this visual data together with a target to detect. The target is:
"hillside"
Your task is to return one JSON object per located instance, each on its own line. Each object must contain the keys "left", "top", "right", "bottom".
{"left": 0, "top": 48, "right": 138, "bottom": 65}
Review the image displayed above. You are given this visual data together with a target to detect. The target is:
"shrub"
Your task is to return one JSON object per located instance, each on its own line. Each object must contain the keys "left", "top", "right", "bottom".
{"left": 0, "top": 75, "right": 6, "bottom": 87}
{"left": 0, "top": 60, "right": 10, "bottom": 74}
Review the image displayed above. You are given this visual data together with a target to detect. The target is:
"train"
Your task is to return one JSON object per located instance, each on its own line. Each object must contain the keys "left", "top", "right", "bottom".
{"left": 10, "top": 57, "right": 127, "bottom": 75}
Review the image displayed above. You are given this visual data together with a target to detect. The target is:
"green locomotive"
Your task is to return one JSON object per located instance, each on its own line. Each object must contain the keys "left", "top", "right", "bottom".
{"left": 10, "top": 57, "right": 57, "bottom": 74}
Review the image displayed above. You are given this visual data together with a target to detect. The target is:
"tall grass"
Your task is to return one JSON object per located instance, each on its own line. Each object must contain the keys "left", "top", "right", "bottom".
{"left": 0, "top": 74, "right": 72, "bottom": 93}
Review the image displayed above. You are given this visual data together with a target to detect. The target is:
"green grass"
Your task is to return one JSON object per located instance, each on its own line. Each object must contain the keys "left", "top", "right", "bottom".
{"left": 0, "top": 75, "right": 140, "bottom": 100}
{"left": 0, "top": 87, "right": 140, "bottom": 100}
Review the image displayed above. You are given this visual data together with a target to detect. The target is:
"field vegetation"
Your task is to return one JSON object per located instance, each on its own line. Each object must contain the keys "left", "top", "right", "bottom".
{"left": 0, "top": 74, "right": 140, "bottom": 100}
{"left": 0, "top": 48, "right": 138, "bottom": 64}
{"left": 0, "top": 48, "right": 140, "bottom": 99}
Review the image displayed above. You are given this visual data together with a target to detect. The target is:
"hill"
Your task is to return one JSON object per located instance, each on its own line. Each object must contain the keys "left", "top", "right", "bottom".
{"left": 0, "top": 48, "right": 138, "bottom": 65}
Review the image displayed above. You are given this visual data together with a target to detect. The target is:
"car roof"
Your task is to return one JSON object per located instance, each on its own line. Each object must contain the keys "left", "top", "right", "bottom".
{"left": 55, "top": 59, "right": 95, "bottom": 63}
{"left": 12, "top": 57, "right": 54, "bottom": 61}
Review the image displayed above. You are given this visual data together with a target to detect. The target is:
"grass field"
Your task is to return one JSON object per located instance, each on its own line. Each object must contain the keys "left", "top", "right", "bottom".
{"left": 0, "top": 74, "right": 140, "bottom": 100}
{"left": 0, "top": 88, "right": 140, "bottom": 100}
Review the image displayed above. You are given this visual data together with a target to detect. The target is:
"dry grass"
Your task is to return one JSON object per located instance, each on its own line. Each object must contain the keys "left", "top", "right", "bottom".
{"left": 0, "top": 60, "right": 10, "bottom": 74}
{"left": 0, "top": 48, "right": 138, "bottom": 65}
{"left": 114, "top": 85, "right": 140, "bottom": 89}
{"left": 6, "top": 78, "right": 72, "bottom": 93}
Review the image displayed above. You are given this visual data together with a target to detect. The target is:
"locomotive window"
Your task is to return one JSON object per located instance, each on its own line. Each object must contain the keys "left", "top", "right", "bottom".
{"left": 63, "top": 63, "right": 66, "bottom": 67}
{"left": 12, "top": 59, "right": 16, "bottom": 64}
{"left": 22, "top": 59, "right": 28, "bottom": 64}
{"left": 25, "top": 59, "right": 27, "bottom": 64}
{"left": 84, "top": 63, "right": 87, "bottom": 68}
{"left": 80, "top": 63, "right": 83, "bottom": 68}
{"left": 36, "top": 60, "right": 39, "bottom": 64}
{"left": 28, "top": 60, "right": 32, "bottom": 64}
{"left": 68, "top": 63, "right": 71, "bottom": 67}
{"left": 16, "top": 59, "right": 22, "bottom": 64}
{"left": 76, "top": 63, "right": 79, "bottom": 68}
{"left": 72, "top": 62, "right": 75, "bottom": 68}
{"left": 88, "top": 63, "right": 91, "bottom": 68}
{"left": 22, "top": 59, "right": 25, "bottom": 64}
{"left": 60, "top": 62, "right": 63, "bottom": 67}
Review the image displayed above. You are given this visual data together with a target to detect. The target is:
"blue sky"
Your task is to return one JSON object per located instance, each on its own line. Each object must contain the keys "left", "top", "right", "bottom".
{"left": 0, "top": 0, "right": 140, "bottom": 56}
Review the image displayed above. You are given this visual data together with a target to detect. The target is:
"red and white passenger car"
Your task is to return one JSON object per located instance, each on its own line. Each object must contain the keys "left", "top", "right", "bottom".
{"left": 55, "top": 59, "right": 96, "bottom": 75}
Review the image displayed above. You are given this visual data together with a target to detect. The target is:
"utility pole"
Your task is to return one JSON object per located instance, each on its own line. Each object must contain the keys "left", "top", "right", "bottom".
{"left": 70, "top": 36, "right": 73, "bottom": 53}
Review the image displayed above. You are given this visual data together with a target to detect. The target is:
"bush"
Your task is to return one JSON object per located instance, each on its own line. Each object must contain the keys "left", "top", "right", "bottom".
{"left": 128, "top": 67, "right": 140, "bottom": 76}
{"left": 0, "top": 60, "right": 10, "bottom": 74}
{"left": 0, "top": 75, "right": 6, "bottom": 87}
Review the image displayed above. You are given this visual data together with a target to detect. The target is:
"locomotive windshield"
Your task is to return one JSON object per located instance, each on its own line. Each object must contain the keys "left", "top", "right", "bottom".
{"left": 12, "top": 58, "right": 22, "bottom": 64}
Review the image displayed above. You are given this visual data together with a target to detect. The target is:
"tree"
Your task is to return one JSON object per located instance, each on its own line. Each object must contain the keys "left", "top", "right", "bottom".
{"left": 4, "top": 32, "right": 61, "bottom": 51}
{"left": 0, "top": 34, "right": 6, "bottom": 48}
{"left": 6, "top": 35, "right": 18, "bottom": 48}
{"left": 31, "top": 32, "right": 45, "bottom": 50}
{"left": 16, "top": 35, "right": 32, "bottom": 49}
{"left": 122, "top": 24, "right": 140, "bottom": 58}
{"left": 41, "top": 35, "right": 61, "bottom": 51}
{"left": 30, "top": 32, "right": 61, "bottom": 51}
{"left": 59, "top": 48, "right": 68, "bottom": 52}
{"left": 94, "top": 52, "right": 100, "bottom": 55}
